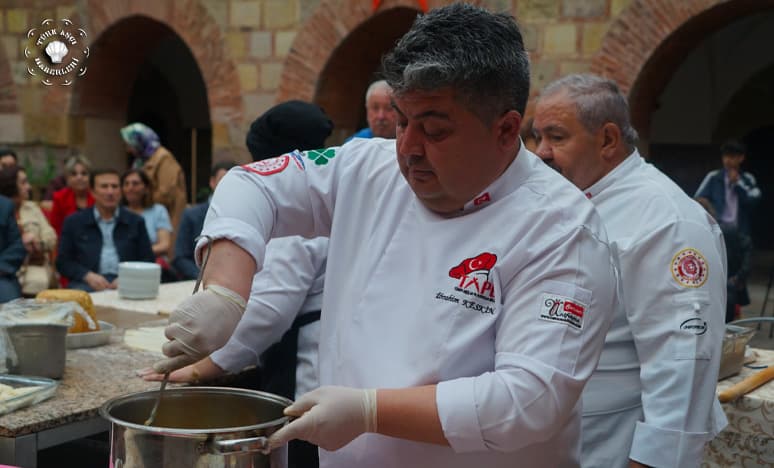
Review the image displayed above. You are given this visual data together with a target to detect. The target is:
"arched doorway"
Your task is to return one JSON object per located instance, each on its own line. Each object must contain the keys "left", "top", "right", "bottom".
{"left": 592, "top": 0, "right": 774, "bottom": 248}
{"left": 314, "top": 7, "right": 418, "bottom": 143}
{"left": 278, "top": 0, "right": 470, "bottom": 144}
{"left": 70, "top": 16, "right": 210, "bottom": 202}
{"left": 645, "top": 10, "right": 774, "bottom": 248}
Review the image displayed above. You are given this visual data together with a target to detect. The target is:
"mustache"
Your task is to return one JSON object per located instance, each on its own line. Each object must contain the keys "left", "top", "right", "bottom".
{"left": 405, "top": 155, "right": 426, "bottom": 167}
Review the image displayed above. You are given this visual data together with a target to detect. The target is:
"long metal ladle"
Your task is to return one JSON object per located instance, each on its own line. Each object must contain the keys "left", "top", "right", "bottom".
{"left": 145, "top": 236, "right": 214, "bottom": 426}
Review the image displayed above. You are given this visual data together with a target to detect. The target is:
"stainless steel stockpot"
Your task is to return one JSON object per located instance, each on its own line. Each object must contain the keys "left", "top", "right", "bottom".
{"left": 100, "top": 386, "right": 292, "bottom": 468}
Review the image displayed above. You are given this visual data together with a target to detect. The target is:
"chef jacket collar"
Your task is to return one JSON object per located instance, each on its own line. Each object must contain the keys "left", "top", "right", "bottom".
{"left": 458, "top": 141, "right": 533, "bottom": 215}
{"left": 583, "top": 149, "right": 640, "bottom": 200}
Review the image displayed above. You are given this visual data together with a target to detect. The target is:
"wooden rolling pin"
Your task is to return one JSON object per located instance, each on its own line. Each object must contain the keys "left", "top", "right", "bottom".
{"left": 718, "top": 365, "right": 774, "bottom": 403}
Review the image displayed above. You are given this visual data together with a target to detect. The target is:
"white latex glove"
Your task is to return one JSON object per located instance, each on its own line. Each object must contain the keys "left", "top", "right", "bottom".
{"left": 267, "top": 386, "right": 377, "bottom": 451}
{"left": 153, "top": 285, "right": 246, "bottom": 374}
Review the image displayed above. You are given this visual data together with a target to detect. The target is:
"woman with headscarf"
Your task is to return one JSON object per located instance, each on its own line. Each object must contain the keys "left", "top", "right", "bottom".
{"left": 120, "top": 123, "right": 187, "bottom": 245}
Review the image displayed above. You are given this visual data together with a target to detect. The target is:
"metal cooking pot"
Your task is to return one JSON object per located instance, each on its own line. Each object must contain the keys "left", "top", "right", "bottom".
{"left": 100, "top": 386, "right": 292, "bottom": 468}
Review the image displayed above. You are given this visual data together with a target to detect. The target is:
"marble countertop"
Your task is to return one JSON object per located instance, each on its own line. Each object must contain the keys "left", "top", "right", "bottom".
{"left": 0, "top": 341, "right": 166, "bottom": 437}
{"left": 0, "top": 283, "right": 198, "bottom": 439}
{"left": 90, "top": 280, "right": 196, "bottom": 316}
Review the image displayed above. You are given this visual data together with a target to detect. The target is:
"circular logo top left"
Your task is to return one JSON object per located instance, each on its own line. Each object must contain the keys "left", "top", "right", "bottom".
{"left": 25, "top": 18, "right": 89, "bottom": 86}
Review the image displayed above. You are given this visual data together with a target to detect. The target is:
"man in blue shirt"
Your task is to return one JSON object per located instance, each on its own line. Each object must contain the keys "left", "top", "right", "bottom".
{"left": 695, "top": 139, "right": 761, "bottom": 237}
{"left": 56, "top": 168, "right": 154, "bottom": 291}
{"left": 346, "top": 80, "right": 397, "bottom": 141}
{"left": 695, "top": 140, "right": 761, "bottom": 321}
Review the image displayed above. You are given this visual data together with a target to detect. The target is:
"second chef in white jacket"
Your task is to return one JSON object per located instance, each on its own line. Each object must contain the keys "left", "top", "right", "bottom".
{"left": 533, "top": 74, "right": 727, "bottom": 468}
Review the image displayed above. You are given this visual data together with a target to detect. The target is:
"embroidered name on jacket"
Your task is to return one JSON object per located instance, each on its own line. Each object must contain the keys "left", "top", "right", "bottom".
{"left": 539, "top": 293, "right": 586, "bottom": 330}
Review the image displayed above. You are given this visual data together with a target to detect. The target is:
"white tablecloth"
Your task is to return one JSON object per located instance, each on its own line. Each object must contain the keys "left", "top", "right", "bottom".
{"left": 703, "top": 348, "right": 774, "bottom": 467}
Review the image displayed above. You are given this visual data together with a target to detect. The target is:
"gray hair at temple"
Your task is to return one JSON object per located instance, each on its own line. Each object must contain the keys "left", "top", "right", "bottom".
{"left": 541, "top": 74, "right": 639, "bottom": 148}
{"left": 381, "top": 3, "right": 530, "bottom": 124}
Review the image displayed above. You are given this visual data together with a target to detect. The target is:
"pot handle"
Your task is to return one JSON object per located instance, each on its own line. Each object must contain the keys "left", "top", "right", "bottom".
{"left": 204, "top": 436, "right": 272, "bottom": 455}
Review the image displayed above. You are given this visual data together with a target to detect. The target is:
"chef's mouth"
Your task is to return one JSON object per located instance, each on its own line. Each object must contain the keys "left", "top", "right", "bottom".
{"left": 409, "top": 168, "right": 435, "bottom": 181}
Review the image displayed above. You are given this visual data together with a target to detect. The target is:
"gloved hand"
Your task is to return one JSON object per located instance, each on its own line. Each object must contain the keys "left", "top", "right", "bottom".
{"left": 152, "top": 285, "right": 246, "bottom": 374}
{"left": 267, "top": 386, "right": 377, "bottom": 451}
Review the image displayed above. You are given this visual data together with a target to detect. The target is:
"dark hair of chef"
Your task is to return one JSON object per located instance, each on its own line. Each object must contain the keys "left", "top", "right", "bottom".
{"left": 245, "top": 100, "right": 334, "bottom": 162}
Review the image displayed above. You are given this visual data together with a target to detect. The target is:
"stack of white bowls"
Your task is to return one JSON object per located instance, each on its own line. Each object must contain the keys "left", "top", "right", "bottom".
{"left": 118, "top": 262, "right": 161, "bottom": 300}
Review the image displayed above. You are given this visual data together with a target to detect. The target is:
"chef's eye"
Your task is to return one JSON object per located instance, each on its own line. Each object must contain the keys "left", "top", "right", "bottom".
{"left": 424, "top": 127, "right": 450, "bottom": 141}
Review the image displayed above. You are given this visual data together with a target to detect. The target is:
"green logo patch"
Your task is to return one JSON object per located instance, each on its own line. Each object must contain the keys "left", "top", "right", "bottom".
{"left": 305, "top": 148, "right": 336, "bottom": 166}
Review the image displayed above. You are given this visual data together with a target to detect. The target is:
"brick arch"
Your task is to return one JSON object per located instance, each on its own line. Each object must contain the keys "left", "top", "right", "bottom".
{"left": 74, "top": 0, "right": 242, "bottom": 124}
{"left": 591, "top": 0, "right": 774, "bottom": 139}
{"left": 278, "top": 0, "right": 485, "bottom": 101}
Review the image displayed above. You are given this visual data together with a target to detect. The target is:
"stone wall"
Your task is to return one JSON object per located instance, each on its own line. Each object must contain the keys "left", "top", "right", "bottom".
{"left": 2, "top": 0, "right": 766, "bottom": 170}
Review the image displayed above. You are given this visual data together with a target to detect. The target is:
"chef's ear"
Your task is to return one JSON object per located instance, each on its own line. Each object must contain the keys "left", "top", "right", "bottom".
{"left": 600, "top": 122, "right": 621, "bottom": 161}
{"left": 495, "top": 110, "right": 522, "bottom": 152}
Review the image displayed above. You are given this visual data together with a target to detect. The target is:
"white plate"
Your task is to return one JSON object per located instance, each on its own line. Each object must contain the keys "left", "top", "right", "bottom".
{"left": 66, "top": 321, "right": 115, "bottom": 349}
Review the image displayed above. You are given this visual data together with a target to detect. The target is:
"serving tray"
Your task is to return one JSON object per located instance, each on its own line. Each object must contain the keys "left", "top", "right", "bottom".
{"left": 66, "top": 320, "right": 115, "bottom": 349}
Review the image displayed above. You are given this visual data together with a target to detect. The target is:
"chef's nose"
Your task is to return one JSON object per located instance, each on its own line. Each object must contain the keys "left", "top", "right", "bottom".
{"left": 397, "top": 123, "right": 424, "bottom": 158}
{"left": 535, "top": 137, "right": 551, "bottom": 160}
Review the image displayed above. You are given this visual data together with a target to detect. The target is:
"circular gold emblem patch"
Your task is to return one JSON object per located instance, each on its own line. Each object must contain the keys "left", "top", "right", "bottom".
{"left": 671, "top": 248, "right": 708, "bottom": 288}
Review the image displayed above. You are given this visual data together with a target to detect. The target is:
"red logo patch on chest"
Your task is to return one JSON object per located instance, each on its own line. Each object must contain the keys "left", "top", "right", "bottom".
{"left": 449, "top": 252, "right": 497, "bottom": 301}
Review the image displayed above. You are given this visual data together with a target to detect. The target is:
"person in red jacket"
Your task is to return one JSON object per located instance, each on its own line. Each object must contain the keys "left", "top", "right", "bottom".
{"left": 48, "top": 155, "right": 94, "bottom": 236}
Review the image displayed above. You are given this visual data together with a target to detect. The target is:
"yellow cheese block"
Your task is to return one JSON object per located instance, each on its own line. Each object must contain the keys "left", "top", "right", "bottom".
{"left": 35, "top": 289, "right": 99, "bottom": 333}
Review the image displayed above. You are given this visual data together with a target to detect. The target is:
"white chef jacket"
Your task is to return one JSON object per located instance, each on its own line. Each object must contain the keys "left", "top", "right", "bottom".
{"left": 210, "top": 236, "right": 327, "bottom": 398}
{"left": 580, "top": 152, "right": 727, "bottom": 468}
{"left": 200, "top": 139, "right": 618, "bottom": 468}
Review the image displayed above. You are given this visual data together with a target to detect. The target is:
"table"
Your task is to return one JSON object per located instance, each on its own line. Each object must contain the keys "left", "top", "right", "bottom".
{"left": 90, "top": 280, "right": 196, "bottom": 316}
{"left": 0, "top": 340, "right": 164, "bottom": 467}
{"left": 703, "top": 348, "right": 774, "bottom": 467}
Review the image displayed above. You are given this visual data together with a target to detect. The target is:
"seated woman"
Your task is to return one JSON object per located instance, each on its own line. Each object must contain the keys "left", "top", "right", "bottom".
{"left": 120, "top": 169, "right": 175, "bottom": 280}
{"left": 0, "top": 166, "right": 55, "bottom": 296}
{"left": 48, "top": 155, "right": 94, "bottom": 236}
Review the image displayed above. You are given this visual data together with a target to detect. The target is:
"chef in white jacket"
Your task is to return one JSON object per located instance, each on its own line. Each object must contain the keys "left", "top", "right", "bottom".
{"left": 154, "top": 5, "right": 618, "bottom": 467}
{"left": 532, "top": 74, "right": 727, "bottom": 468}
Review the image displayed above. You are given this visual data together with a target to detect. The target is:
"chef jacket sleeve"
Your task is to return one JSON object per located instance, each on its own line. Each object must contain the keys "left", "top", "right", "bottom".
{"left": 436, "top": 224, "right": 618, "bottom": 453}
{"left": 618, "top": 220, "right": 727, "bottom": 467}
{"left": 211, "top": 237, "right": 328, "bottom": 372}
{"left": 196, "top": 143, "right": 366, "bottom": 269}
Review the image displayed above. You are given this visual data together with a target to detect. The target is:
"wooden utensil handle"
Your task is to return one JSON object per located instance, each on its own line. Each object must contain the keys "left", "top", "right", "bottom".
{"left": 718, "top": 365, "right": 774, "bottom": 403}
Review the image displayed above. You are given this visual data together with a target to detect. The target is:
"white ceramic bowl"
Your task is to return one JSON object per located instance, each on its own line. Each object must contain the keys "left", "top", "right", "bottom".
{"left": 118, "top": 262, "right": 161, "bottom": 300}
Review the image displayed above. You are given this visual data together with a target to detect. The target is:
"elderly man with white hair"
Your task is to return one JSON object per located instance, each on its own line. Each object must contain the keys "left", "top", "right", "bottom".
{"left": 347, "top": 79, "right": 398, "bottom": 140}
{"left": 533, "top": 73, "right": 727, "bottom": 468}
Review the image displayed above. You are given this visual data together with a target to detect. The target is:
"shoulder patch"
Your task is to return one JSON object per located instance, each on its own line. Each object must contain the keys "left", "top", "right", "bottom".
{"left": 671, "top": 248, "right": 708, "bottom": 288}
{"left": 305, "top": 148, "right": 336, "bottom": 166}
{"left": 539, "top": 293, "right": 586, "bottom": 330}
{"left": 242, "top": 155, "right": 290, "bottom": 175}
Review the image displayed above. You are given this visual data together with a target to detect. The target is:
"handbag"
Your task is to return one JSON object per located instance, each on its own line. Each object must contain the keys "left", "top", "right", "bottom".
{"left": 17, "top": 253, "right": 57, "bottom": 297}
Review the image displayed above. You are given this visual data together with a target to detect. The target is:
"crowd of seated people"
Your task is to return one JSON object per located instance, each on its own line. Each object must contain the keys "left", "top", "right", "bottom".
{"left": 0, "top": 122, "right": 238, "bottom": 302}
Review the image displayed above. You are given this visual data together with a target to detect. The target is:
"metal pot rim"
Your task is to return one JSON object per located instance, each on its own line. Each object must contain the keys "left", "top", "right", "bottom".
{"left": 99, "top": 386, "right": 293, "bottom": 436}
